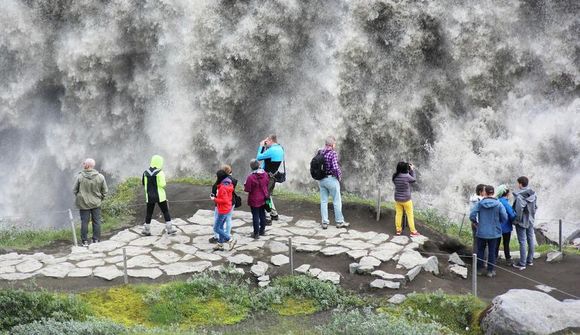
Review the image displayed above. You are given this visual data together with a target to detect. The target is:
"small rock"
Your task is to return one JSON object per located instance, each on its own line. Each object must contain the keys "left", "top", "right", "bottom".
{"left": 76, "top": 259, "right": 105, "bottom": 268}
{"left": 356, "top": 265, "right": 375, "bottom": 274}
{"left": 371, "top": 270, "right": 406, "bottom": 282}
{"left": 161, "top": 261, "right": 212, "bottom": 275}
{"left": 126, "top": 255, "right": 159, "bottom": 268}
{"left": 359, "top": 256, "right": 381, "bottom": 268}
{"left": 390, "top": 235, "right": 409, "bottom": 245}
{"left": 370, "top": 279, "right": 385, "bottom": 288}
{"left": 195, "top": 251, "right": 223, "bottom": 261}
{"left": 406, "top": 266, "right": 422, "bottom": 282}
{"left": 110, "top": 246, "right": 151, "bottom": 257}
{"left": 308, "top": 268, "right": 322, "bottom": 277}
{"left": 251, "top": 261, "right": 269, "bottom": 277}
{"left": 368, "top": 233, "right": 390, "bottom": 245}
{"left": 39, "top": 262, "right": 75, "bottom": 278}
{"left": 127, "top": 268, "right": 163, "bottom": 279}
{"left": 448, "top": 264, "right": 468, "bottom": 279}
{"left": 338, "top": 240, "right": 373, "bottom": 250}
{"left": 410, "top": 235, "right": 429, "bottom": 245}
{"left": 258, "top": 275, "right": 270, "bottom": 282}
{"left": 535, "top": 284, "right": 555, "bottom": 293}
{"left": 320, "top": 246, "right": 349, "bottom": 256}
{"left": 294, "top": 219, "right": 320, "bottom": 228}
{"left": 296, "top": 245, "right": 322, "bottom": 252}
{"left": 228, "top": 254, "right": 254, "bottom": 265}
{"left": 258, "top": 281, "right": 270, "bottom": 287}
{"left": 0, "top": 273, "right": 35, "bottom": 280}
{"left": 349, "top": 263, "right": 360, "bottom": 274}
{"left": 388, "top": 294, "right": 407, "bottom": 304}
{"left": 422, "top": 256, "right": 439, "bottom": 275}
{"left": 317, "top": 271, "right": 340, "bottom": 284}
{"left": 129, "top": 236, "right": 159, "bottom": 247}
{"left": 397, "top": 250, "right": 427, "bottom": 269}
{"left": 67, "top": 268, "right": 93, "bottom": 277}
{"left": 171, "top": 244, "right": 198, "bottom": 255}
{"left": 110, "top": 230, "right": 140, "bottom": 243}
{"left": 88, "top": 240, "right": 124, "bottom": 253}
{"left": 151, "top": 250, "right": 182, "bottom": 264}
{"left": 93, "top": 265, "right": 123, "bottom": 280}
{"left": 370, "top": 279, "right": 400, "bottom": 289}
{"left": 16, "top": 259, "right": 43, "bottom": 273}
{"left": 271, "top": 254, "right": 290, "bottom": 266}
{"left": 449, "top": 252, "right": 466, "bottom": 266}
{"left": 295, "top": 264, "right": 311, "bottom": 274}
{"left": 347, "top": 249, "right": 368, "bottom": 260}
{"left": 546, "top": 251, "right": 563, "bottom": 263}
{"left": 268, "top": 241, "right": 289, "bottom": 253}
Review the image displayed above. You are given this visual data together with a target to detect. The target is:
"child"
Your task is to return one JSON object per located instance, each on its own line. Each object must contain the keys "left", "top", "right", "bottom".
{"left": 212, "top": 170, "right": 237, "bottom": 251}
{"left": 392, "top": 162, "right": 420, "bottom": 236}
{"left": 495, "top": 184, "right": 516, "bottom": 264}
{"left": 244, "top": 159, "right": 270, "bottom": 238}
{"left": 141, "top": 155, "right": 176, "bottom": 236}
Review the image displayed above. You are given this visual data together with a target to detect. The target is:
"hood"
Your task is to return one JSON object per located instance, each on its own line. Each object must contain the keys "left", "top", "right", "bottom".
{"left": 81, "top": 169, "right": 99, "bottom": 179}
{"left": 480, "top": 197, "right": 501, "bottom": 208}
{"left": 469, "top": 195, "right": 482, "bottom": 203}
{"left": 518, "top": 188, "right": 537, "bottom": 203}
{"left": 150, "top": 155, "right": 164, "bottom": 170}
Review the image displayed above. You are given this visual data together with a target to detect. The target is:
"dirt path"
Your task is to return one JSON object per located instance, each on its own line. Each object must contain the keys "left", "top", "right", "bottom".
{"left": 1, "top": 184, "right": 578, "bottom": 303}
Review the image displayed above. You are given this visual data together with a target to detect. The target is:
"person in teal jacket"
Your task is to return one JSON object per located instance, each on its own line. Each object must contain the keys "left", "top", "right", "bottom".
{"left": 495, "top": 184, "right": 517, "bottom": 265}
{"left": 256, "top": 134, "right": 284, "bottom": 223}
{"left": 141, "top": 155, "right": 176, "bottom": 236}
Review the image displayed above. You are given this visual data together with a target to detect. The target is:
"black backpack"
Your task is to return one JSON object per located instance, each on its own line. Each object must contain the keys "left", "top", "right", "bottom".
{"left": 310, "top": 150, "right": 326, "bottom": 180}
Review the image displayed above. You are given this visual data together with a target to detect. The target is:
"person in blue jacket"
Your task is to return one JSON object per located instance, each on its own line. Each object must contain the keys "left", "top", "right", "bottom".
{"left": 469, "top": 185, "right": 507, "bottom": 278}
{"left": 495, "top": 184, "right": 517, "bottom": 265}
{"left": 256, "top": 134, "right": 284, "bottom": 223}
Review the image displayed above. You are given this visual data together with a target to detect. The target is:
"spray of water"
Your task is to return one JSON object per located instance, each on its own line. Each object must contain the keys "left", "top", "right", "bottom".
{"left": 1, "top": 0, "right": 578, "bottom": 240}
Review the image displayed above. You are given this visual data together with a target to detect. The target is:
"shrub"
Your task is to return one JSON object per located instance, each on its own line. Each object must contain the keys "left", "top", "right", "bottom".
{"left": 10, "top": 318, "right": 126, "bottom": 335}
{"left": 0, "top": 289, "right": 88, "bottom": 331}
{"left": 82, "top": 286, "right": 149, "bottom": 326}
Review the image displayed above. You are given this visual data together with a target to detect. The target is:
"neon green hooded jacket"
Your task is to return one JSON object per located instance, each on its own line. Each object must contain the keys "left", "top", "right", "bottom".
{"left": 142, "top": 155, "right": 167, "bottom": 203}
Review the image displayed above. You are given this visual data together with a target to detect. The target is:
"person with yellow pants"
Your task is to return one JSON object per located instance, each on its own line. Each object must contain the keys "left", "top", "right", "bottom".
{"left": 392, "top": 161, "right": 421, "bottom": 236}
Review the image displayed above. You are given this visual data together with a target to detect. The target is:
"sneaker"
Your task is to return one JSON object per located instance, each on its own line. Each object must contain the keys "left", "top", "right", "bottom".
{"left": 396, "top": 231, "right": 402, "bottom": 236}
{"left": 250, "top": 233, "right": 260, "bottom": 239}
{"left": 526, "top": 261, "right": 534, "bottom": 266}
{"left": 141, "top": 224, "right": 152, "bottom": 236}
{"left": 228, "top": 236, "right": 237, "bottom": 250}
{"left": 208, "top": 236, "right": 218, "bottom": 244}
{"left": 82, "top": 240, "right": 89, "bottom": 247}
{"left": 270, "top": 215, "right": 279, "bottom": 221}
{"left": 336, "top": 222, "right": 350, "bottom": 228}
{"left": 265, "top": 219, "right": 272, "bottom": 226}
{"left": 213, "top": 243, "right": 224, "bottom": 251}
{"left": 165, "top": 222, "right": 177, "bottom": 235}
{"left": 512, "top": 263, "right": 526, "bottom": 271}
{"left": 259, "top": 231, "right": 266, "bottom": 236}
{"left": 321, "top": 223, "right": 329, "bottom": 230}
{"left": 410, "top": 231, "right": 421, "bottom": 237}
{"left": 505, "top": 258, "right": 513, "bottom": 266}
{"left": 486, "top": 270, "right": 497, "bottom": 278}
{"left": 92, "top": 239, "right": 100, "bottom": 244}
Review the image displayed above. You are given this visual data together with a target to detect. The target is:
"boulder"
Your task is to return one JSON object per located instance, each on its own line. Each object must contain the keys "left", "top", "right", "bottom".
{"left": 422, "top": 256, "right": 439, "bottom": 275}
{"left": 448, "top": 264, "right": 468, "bottom": 279}
{"left": 405, "top": 266, "right": 422, "bottom": 282}
{"left": 295, "top": 264, "right": 311, "bottom": 274}
{"left": 449, "top": 252, "right": 466, "bottom": 266}
{"left": 481, "top": 289, "right": 580, "bottom": 335}
{"left": 397, "top": 250, "right": 427, "bottom": 269}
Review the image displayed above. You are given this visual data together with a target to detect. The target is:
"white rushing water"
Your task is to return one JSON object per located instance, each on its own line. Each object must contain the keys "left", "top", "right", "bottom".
{"left": 1, "top": 0, "right": 579, "bottom": 240}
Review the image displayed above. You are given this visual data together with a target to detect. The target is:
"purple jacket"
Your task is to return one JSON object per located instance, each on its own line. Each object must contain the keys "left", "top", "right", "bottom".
{"left": 244, "top": 170, "right": 270, "bottom": 208}
{"left": 393, "top": 170, "right": 416, "bottom": 202}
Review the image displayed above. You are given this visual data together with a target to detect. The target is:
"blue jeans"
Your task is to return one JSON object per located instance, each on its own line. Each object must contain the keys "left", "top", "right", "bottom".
{"left": 477, "top": 238, "right": 499, "bottom": 272}
{"left": 319, "top": 176, "right": 344, "bottom": 225}
{"left": 251, "top": 206, "right": 267, "bottom": 235}
{"left": 213, "top": 213, "right": 231, "bottom": 244}
{"left": 515, "top": 225, "right": 535, "bottom": 265}
{"left": 214, "top": 207, "right": 233, "bottom": 238}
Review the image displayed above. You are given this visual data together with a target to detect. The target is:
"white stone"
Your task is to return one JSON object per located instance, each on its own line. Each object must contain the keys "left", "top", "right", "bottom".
{"left": 294, "top": 220, "right": 320, "bottom": 228}
{"left": 370, "top": 279, "right": 400, "bottom": 289}
{"left": 271, "top": 254, "right": 290, "bottom": 266}
{"left": 251, "top": 261, "right": 269, "bottom": 277}
{"left": 326, "top": 237, "right": 343, "bottom": 245}
{"left": 448, "top": 264, "right": 468, "bottom": 279}
{"left": 231, "top": 210, "right": 254, "bottom": 221}
{"left": 30, "top": 253, "right": 54, "bottom": 262}
{"left": 397, "top": 250, "right": 427, "bottom": 270}
{"left": 308, "top": 268, "right": 322, "bottom": 277}
{"left": 228, "top": 254, "right": 254, "bottom": 265}
{"left": 369, "top": 243, "right": 404, "bottom": 262}
{"left": 89, "top": 240, "right": 124, "bottom": 253}
{"left": 338, "top": 240, "right": 374, "bottom": 250}
{"left": 68, "top": 268, "right": 93, "bottom": 277}
{"left": 356, "top": 265, "right": 375, "bottom": 274}
{"left": 320, "top": 246, "right": 349, "bottom": 256}
{"left": 359, "top": 256, "right": 381, "bottom": 268}
{"left": 70, "top": 246, "right": 90, "bottom": 254}
{"left": 104, "top": 255, "right": 124, "bottom": 264}
{"left": 266, "top": 228, "right": 291, "bottom": 237}
{"left": 233, "top": 226, "right": 254, "bottom": 234}
{"left": 16, "top": 259, "right": 43, "bottom": 273}
{"left": 404, "top": 242, "right": 420, "bottom": 251}
{"left": 42, "top": 256, "right": 69, "bottom": 265}
{"left": 172, "top": 244, "right": 198, "bottom": 255}
{"left": 258, "top": 275, "right": 270, "bottom": 282}
{"left": 126, "top": 255, "right": 159, "bottom": 268}
{"left": 388, "top": 294, "right": 407, "bottom": 304}
{"left": 481, "top": 289, "right": 580, "bottom": 335}
{"left": 39, "top": 262, "right": 75, "bottom": 278}
{"left": 406, "top": 266, "right": 422, "bottom": 282}
{"left": 347, "top": 250, "right": 368, "bottom": 260}
{"left": 535, "top": 284, "right": 555, "bottom": 293}
{"left": 317, "top": 271, "right": 340, "bottom": 284}
{"left": 110, "top": 246, "right": 151, "bottom": 257}
{"left": 368, "top": 233, "right": 390, "bottom": 244}
{"left": 390, "top": 236, "right": 409, "bottom": 245}
{"left": 161, "top": 261, "right": 212, "bottom": 275}
{"left": 0, "top": 266, "right": 15, "bottom": 274}
{"left": 268, "top": 241, "right": 289, "bottom": 253}
{"left": 410, "top": 235, "right": 429, "bottom": 245}
{"left": 546, "top": 251, "right": 563, "bottom": 263}
{"left": 0, "top": 252, "right": 21, "bottom": 261}
{"left": 230, "top": 219, "right": 246, "bottom": 228}
{"left": 422, "top": 256, "right": 439, "bottom": 275}
{"left": 449, "top": 252, "right": 466, "bottom": 266}
{"left": 258, "top": 281, "right": 270, "bottom": 287}
{"left": 295, "top": 264, "right": 311, "bottom": 274}
{"left": 152, "top": 250, "right": 182, "bottom": 264}
{"left": 181, "top": 255, "right": 196, "bottom": 261}
{"left": 371, "top": 270, "right": 406, "bottom": 281}
{"left": 68, "top": 252, "right": 106, "bottom": 261}
{"left": 128, "top": 268, "right": 163, "bottom": 279}
{"left": 188, "top": 210, "right": 215, "bottom": 225}
{"left": 76, "top": 259, "right": 105, "bottom": 268}
{"left": 0, "top": 259, "right": 24, "bottom": 267}
{"left": 180, "top": 224, "right": 213, "bottom": 235}
{"left": 94, "top": 265, "right": 123, "bottom": 280}
{"left": 296, "top": 244, "right": 322, "bottom": 252}
{"left": 349, "top": 263, "right": 360, "bottom": 274}
{"left": 110, "top": 230, "right": 141, "bottom": 243}
{"left": 285, "top": 227, "right": 317, "bottom": 236}
{"left": 314, "top": 228, "right": 345, "bottom": 238}
{"left": 292, "top": 236, "right": 323, "bottom": 245}
{"left": 129, "top": 236, "right": 160, "bottom": 247}
{"left": 370, "top": 279, "right": 385, "bottom": 288}
{"left": 0, "top": 272, "right": 35, "bottom": 280}
{"left": 498, "top": 251, "right": 541, "bottom": 260}
{"left": 238, "top": 241, "right": 266, "bottom": 251}
{"left": 196, "top": 251, "right": 223, "bottom": 261}
{"left": 342, "top": 231, "right": 377, "bottom": 241}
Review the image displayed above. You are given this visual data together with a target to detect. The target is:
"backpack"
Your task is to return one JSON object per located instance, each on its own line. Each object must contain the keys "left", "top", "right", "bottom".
{"left": 233, "top": 192, "right": 242, "bottom": 208}
{"left": 310, "top": 150, "right": 326, "bottom": 180}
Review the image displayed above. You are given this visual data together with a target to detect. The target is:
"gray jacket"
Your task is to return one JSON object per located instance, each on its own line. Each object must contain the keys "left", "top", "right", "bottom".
{"left": 513, "top": 187, "right": 537, "bottom": 229}
{"left": 393, "top": 170, "right": 416, "bottom": 202}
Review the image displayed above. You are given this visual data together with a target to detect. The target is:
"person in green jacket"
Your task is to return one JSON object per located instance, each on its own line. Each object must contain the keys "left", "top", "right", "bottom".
{"left": 73, "top": 158, "right": 108, "bottom": 246}
{"left": 141, "top": 155, "right": 176, "bottom": 236}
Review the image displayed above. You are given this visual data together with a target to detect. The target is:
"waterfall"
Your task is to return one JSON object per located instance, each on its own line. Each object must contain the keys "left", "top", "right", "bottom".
{"left": 1, "top": 0, "right": 579, "bottom": 240}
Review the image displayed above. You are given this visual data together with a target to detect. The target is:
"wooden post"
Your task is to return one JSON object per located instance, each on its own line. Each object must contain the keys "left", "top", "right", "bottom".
{"left": 68, "top": 209, "right": 78, "bottom": 247}
{"left": 289, "top": 237, "right": 294, "bottom": 275}
{"left": 472, "top": 253, "right": 477, "bottom": 297}
{"left": 123, "top": 247, "right": 128, "bottom": 284}
{"left": 376, "top": 187, "right": 381, "bottom": 221}
{"left": 559, "top": 219, "right": 563, "bottom": 252}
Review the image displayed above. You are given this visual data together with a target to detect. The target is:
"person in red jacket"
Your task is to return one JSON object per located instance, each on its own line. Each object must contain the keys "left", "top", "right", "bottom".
{"left": 244, "top": 159, "right": 270, "bottom": 238}
{"left": 211, "top": 170, "right": 237, "bottom": 251}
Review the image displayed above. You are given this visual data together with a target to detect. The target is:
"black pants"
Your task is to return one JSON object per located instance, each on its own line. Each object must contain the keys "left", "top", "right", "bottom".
{"left": 80, "top": 208, "right": 101, "bottom": 242}
{"left": 251, "top": 206, "right": 267, "bottom": 235}
{"left": 496, "top": 232, "right": 512, "bottom": 260}
{"left": 145, "top": 201, "right": 171, "bottom": 224}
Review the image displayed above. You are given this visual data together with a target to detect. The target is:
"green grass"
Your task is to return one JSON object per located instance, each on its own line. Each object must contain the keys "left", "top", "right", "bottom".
{"left": 0, "top": 178, "right": 140, "bottom": 251}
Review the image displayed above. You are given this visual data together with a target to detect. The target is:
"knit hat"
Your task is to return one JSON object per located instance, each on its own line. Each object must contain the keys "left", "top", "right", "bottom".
{"left": 496, "top": 184, "right": 509, "bottom": 198}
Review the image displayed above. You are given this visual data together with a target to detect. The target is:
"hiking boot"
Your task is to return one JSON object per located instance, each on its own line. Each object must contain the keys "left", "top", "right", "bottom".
{"left": 265, "top": 219, "right": 272, "bottom": 226}
{"left": 486, "top": 271, "right": 497, "bottom": 278}
{"left": 321, "top": 223, "right": 329, "bottom": 230}
{"left": 512, "top": 263, "right": 526, "bottom": 271}
{"left": 270, "top": 215, "right": 279, "bottom": 221}
{"left": 213, "top": 243, "right": 224, "bottom": 251}
{"left": 164, "top": 221, "right": 177, "bottom": 235}
{"left": 410, "top": 231, "right": 421, "bottom": 237}
{"left": 208, "top": 236, "right": 218, "bottom": 244}
{"left": 141, "top": 223, "right": 152, "bottom": 236}
{"left": 336, "top": 222, "right": 350, "bottom": 228}
{"left": 82, "top": 240, "right": 89, "bottom": 247}
{"left": 228, "top": 236, "right": 237, "bottom": 250}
